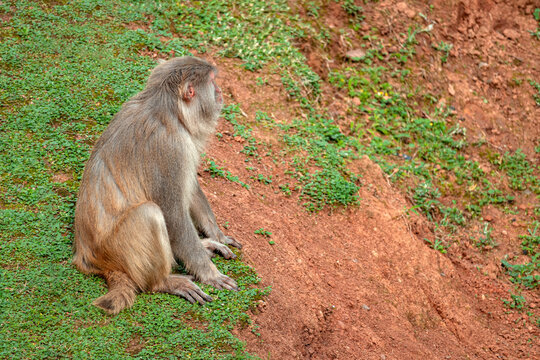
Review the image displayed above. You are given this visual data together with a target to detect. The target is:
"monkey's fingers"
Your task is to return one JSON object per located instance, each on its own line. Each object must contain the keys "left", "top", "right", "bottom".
{"left": 202, "top": 239, "right": 237, "bottom": 259}
{"left": 215, "top": 246, "right": 236, "bottom": 260}
{"left": 222, "top": 236, "right": 242, "bottom": 249}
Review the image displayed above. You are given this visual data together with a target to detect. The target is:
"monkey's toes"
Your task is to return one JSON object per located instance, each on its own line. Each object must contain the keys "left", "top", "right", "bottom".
{"left": 208, "top": 274, "right": 239, "bottom": 291}
{"left": 172, "top": 286, "right": 213, "bottom": 305}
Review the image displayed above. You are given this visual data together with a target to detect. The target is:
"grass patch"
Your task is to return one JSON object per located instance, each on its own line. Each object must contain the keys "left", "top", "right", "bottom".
{"left": 497, "top": 149, "right": 540, "bottom": 193}
{"left": 472, "top": 223, "right": 497, "bottom": 250}
{"left": 502, "top": 221, "right": 540, "bottom": 291}
{"left": 0, "top": 1, "right": 269, "bottom": 358}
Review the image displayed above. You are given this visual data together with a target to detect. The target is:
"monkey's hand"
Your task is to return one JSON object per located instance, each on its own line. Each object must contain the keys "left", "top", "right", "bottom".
{"left": 216, "top": 234, "right": 242, "bottom": 249}
{"left": 203, "top": 273, "right": 239, "bottom": 291}
{"left": 201, "top": 238, "right": 237, "bottom": 259}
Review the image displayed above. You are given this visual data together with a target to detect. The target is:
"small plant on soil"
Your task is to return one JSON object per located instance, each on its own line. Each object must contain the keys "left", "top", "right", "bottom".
{"left": 529, "top": 79, "right": 540, "bottom": 106}
{"left": 502, "top": 255, "right": 540, "bottom": 290}
{"left": 254, "top": 110, "right": 275, "bottom": 128}
{"left": 432, "top": 41, "right": 453, "bottom": 63}
{"left": 205, "top": 159, "right": 251, "bottom": 189}
{"left": 424, "top": 237, "right": 449, "bottom": 254}
{"left": 503, "top": 290, "right": 527, "bottom": 310}
{"left": 342, "top": 0, "right": 365, "bottom": 27}
{"left": 472, "top": 222, "right": 497, "bottom": 250}
{"left": 254, "top": 228, "right": 272, "bottom": 238}
{"left": 306, "top": 1, "right": 320, "bottom": 17}
{"left": 531, "top": 8, "right": 540, "bottom": 39}
{"left": 520, "top": 222, "right": 540, "bottom": 256}
{"left": 498, "top": 149, "right": 539, "bottom": 193}
{"left": 255, "top": 77, "right": 268, "bottom": 86}
{"left": 279, "top": 183, "right": 293, "bottom": 196}
{"left": 252, "top": 174, "right": 273, "bottom": 185}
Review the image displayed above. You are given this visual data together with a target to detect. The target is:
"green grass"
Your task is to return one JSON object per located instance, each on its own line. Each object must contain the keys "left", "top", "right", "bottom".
{"left": 503, "top": 291, "right": 527, "bottom": 310}
{"left": 501, "top": 221, "right": 540, "bottom": 292}
{"left": 424, "top": 238, "right": 449, "bottom": 254}
{"left": 252, "top": 174, "right": 273, "bottom": 185}
{"left": 520, "top": 222, "right": 540, "bottom": 256}
{"left": 497, "top": 149, "right": 540, "bottom": 193}
{"left": 0, "top": 1, "right": 270, "bottom": 358}
{"left": 222, "top": 105, "right": 261, "bottom": 160}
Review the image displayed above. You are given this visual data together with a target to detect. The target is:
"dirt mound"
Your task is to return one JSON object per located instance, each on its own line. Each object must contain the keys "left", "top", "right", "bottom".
{"left": 200, "top": 1, "right": 540, "bottom": 358}
{"left": 206, "top": 139, "right": 536, "bottom": 358}
{"left": 197, "top": 63, "right": 537, "bottom": 360}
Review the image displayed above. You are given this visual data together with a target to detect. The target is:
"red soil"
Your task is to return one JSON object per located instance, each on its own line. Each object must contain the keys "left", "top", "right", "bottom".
{"left": 196, "top": 1, "right": 539, "bottom": 358}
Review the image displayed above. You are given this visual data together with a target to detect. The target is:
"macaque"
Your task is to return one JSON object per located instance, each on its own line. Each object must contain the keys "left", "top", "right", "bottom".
{"left": 73, "top": 57, "right": 241, "bottom": 314}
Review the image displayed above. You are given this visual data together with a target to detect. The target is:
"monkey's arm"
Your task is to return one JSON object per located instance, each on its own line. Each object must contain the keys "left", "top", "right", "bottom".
{"left": 158, "top": 191, "right": 237, "bottom": 291}
{"left": 190, "top": 181, "right": 242, "bottom": 250}
{"left": 149, "top": 139, "right": 237, "bottom": 291}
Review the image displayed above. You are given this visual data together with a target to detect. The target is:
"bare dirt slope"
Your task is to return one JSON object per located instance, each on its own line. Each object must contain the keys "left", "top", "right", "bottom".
{"left": 196, "top": 1, "right": 539, "bottom": 359}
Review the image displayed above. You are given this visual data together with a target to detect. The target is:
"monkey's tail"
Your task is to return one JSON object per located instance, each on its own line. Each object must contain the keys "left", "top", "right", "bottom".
{"left": 92, "top": 271, "right": 137, "bottom": 315}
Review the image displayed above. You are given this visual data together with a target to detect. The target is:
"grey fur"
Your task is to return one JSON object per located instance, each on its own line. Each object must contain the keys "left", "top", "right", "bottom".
{"left": 73, "top": 57, "right": 240, "bottom": 313}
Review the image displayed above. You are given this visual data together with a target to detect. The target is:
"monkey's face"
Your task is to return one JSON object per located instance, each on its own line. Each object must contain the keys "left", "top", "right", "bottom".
{"left": 197, "top": 71, "right": 222, "bottom": 120}
{"left": 209, "top": 72, "right": 223, "bottom": 106}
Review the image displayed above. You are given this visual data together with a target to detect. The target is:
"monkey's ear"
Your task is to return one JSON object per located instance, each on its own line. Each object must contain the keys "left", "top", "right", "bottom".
{"left": 183, "top": 84, "right": 195, "bottom": 102}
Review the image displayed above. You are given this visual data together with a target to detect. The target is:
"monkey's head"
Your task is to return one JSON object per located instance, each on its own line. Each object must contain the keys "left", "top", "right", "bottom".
{"left": 146, "top": 56, "right": 223, "bottom": 127}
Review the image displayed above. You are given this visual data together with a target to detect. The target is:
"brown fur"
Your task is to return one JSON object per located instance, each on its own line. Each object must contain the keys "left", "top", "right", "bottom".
{"left": 73, "top": 57, "right": 240, "bottom": 314}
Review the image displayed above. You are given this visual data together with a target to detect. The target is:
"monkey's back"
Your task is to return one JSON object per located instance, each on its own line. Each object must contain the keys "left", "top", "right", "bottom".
{"left": 73, "top": 101, "right": 162, "bottom": 273}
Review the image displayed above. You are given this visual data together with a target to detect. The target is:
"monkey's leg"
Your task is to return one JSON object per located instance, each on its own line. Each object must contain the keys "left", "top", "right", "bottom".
{"left": 93, "top": 202, "right": 211, "bottom": 314}
{"left": 190, "top": 183, "right": 242, "bottom": 251}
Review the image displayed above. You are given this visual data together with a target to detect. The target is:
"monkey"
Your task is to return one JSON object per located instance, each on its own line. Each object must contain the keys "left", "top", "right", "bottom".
{"left": 73, "top": 56, "right": 242, "bottom": 315}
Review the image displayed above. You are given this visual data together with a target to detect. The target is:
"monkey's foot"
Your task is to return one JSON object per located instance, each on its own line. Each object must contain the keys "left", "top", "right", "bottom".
{"left": 201, "top": 238, "right": 236, "bottom": 259}
{"left": 93, "top": 288, "right": 136, "bottom": 315}
{"left": 203, "top": 273, "right": 239, "bottom": 292}
{"left": 93, "top": 271, "right": 137, "bottom": 315}
{"left": 155, "top": 275, "right": 213, "bottom": 305}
